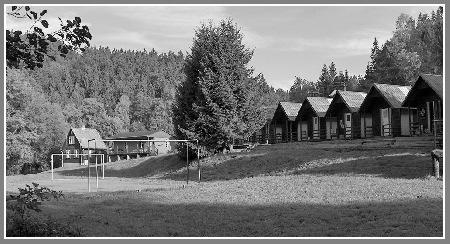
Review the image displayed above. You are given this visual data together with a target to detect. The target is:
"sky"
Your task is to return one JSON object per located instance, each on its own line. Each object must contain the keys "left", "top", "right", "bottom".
{"left": 5, "top": 4, "right": 440, "bottom": 90}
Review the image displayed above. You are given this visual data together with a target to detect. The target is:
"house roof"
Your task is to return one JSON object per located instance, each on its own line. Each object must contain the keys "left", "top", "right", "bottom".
{"left": 335, "top": 90, "right": 367, "bottom": 113}
{"left": 279, "top": 102, "right": 303, "bottom": 121}
{"left": 71, "top": 127, "right": 108, "bottom": 150}
{"left": 109, "top": 130, "right": 172, "bottom": 140}
{"left": 418, "top": 74, "right": 443, "bottom": 99}
{"left": 402, "top": 74, "right": 443, "bottom": 106}
{"left": 370, "top": 83, "right": 411, "bottom": 108}
{"left": 299, "top": 97, "right": 333, "bottom": 118}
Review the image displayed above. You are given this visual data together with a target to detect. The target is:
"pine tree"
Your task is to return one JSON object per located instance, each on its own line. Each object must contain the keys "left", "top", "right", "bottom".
{"left": 173, "top": 19, "right": 261, "bottom": 155}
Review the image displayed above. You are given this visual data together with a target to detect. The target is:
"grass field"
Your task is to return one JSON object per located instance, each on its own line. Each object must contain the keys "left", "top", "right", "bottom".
{"left": 5, "top": 137, "right": 444, "bottom": 237}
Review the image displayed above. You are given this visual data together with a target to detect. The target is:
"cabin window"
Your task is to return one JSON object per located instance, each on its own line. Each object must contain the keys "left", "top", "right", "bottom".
{"left": 314, "top": 117, "right": 318, "bottom": 124}
{"left": 68, "top": 136, "right": 75, "bottom": 145}
{"left": 346, "top": 114, "right": 351, "bottom": 121}
{"left": 65, "top": 150, "right": 71, "bottom": 159}
{"left": 139, "top": 142, "right": 144, "bottom": 149}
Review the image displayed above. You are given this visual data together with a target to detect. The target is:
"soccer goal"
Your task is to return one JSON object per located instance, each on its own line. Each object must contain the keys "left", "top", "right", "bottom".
{"left": 53, "top": 139, "right": 201, "bottom": 192}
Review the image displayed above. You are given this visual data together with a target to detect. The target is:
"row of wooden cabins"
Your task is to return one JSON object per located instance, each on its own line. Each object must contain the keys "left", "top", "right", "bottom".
{"left": 253, "top": 74, "right": 443, "bottom": 145}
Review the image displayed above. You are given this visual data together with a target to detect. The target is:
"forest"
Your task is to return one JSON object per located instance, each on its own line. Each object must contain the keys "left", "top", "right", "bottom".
{"left": 5, "top": 6, "right": 443, "bottom": 175}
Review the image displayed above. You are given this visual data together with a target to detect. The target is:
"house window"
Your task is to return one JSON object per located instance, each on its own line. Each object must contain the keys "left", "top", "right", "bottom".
{"left": 68, "top": 136, "right": 75, "bottom": 145}
{"left": 314, "top": 117, "right": 318, "bottom": 124}
{"left": 65, "top": 150, "right": 71, "bottom": 159}
{"left": 140, "top": 142, "right": 144, "bottom": 149}
{"left": 74, "top": 149, "right": 78, "bottom": 158}
{"left": 346, "top": 114, "right": 351, "bottom": 121}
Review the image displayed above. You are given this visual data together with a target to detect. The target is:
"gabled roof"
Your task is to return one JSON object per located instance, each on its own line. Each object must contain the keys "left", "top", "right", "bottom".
{"left": 369, "top": 83, "right": 411, "bottom": 108}
{"left": 402, "top": 74, "right": 443, "bottom": 106}
{"left": 298, "top": 97, "right": 332, "bottom": 118}
{"left": 279, "top": 102, "right": 303, "bottom": 121}
{"left": 418, "top": 74, "right": 443, "bottom": 99}
{"left": 337, "top": 90, "right": 367, "bottom": 112}
{"left": 71, "top": 127, "right": 108, "bottom": 150}
{"left": 109, "top": 130, "right": 171, "bottom": 140}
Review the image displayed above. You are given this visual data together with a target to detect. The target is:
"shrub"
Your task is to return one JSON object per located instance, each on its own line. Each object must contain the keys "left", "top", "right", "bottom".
{"left": 6, "top": 183, "right": 83, "bottom": 237}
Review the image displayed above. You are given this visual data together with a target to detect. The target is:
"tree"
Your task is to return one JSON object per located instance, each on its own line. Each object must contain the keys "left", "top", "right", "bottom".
{"left": 6, "top": 5, "right": 92, "bottom": 69}
{"left": 114, "top": 95, "right": 131, "bottom": 131}
{"left": 6, "top": 69, "right": 68, "bottom": 175}
{"left": 317, "top": 64, "right": 332, "bottom": 96}
{"left": 289, "top": 76, "right": 315, "bottom": 103}
{"left": 173, "top": 19, "right": 262, "bottom": 155}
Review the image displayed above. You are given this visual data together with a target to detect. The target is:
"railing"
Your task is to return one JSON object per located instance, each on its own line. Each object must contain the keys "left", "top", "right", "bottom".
{"left": 300, "top": 131, "right": 308, "bottom": 141}
{"left": 312, "top": 129, "right": 320, "bottom": 140}
{"left": 382, "top": 124, "right": 392, "bottom": 137}
{"left": 433, "top": 120, "right": 443, "bottom": 149}
{"left": 345, "top": 127, "right": 352, "bottom": 139}
{"left": 364, "top": 126, "right": 373, "bottom": 138}
{"left": 409, "top": 122, "right": 421, "bottom": 136}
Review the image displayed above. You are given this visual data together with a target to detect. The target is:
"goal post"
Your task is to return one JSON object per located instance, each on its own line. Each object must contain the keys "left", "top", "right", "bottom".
{"left": 50, "top": 153, "right": 104, "bottom": 181}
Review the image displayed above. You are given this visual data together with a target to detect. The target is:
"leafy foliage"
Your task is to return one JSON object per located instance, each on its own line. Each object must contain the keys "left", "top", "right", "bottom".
{"left": 6, "top": 183, "right": 82, "bottom": 237}
{"left": 363, "top": 7, "right": 443, "bottom": 88}
{"left": 6, "top": 5, "right": 92, "bottom": 69}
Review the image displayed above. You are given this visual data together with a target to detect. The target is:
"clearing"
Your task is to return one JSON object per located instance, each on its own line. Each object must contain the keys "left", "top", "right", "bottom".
{"left": 5, "top": 137, "right": 443, "bottom": 237}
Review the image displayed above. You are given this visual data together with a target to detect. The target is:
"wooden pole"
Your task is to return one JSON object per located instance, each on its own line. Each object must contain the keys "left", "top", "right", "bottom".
{"left": 51, "top": 156, "right": 54, "bottom": 181}
{"left": 102, "top": 154, "right": 105, "bottom": 179}
{"left": 95, "top": 141, "right": 98, "bottom": 191}
{"left": 186, "top": 142, "right": 189, "bottom": 185}
{"left": 88, "top": 140, "right": 91, "bottom": 193}
{"left": 197, "top": 140, "right": 200, "bottom": 183}
{"left": 62, "top": 151, "right": 64, "bottom": 168}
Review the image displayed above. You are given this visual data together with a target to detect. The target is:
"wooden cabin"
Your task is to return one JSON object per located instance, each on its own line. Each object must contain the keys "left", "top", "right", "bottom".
{"left": 251, "top": 106, "right": 277, "bottom": 144}
{"left": 325, "top": 90, "right": 367, "bottom": 139}
{"left": 359, "top": 83, "right": 411, "bottom": 138}
{"left": 107, "top": 130, "right": 172, "bottom": 161}
{"left": 296, "top": 97, "right": 332, "bottom": 141}
{"left": 271, "top": 102, "right": 302, "bottom": 143}
{"left": 402, "top": 74, "right": 443, "bottom": 139}
{"left": 62, "top": 127, "right": 108, "bottom": 168}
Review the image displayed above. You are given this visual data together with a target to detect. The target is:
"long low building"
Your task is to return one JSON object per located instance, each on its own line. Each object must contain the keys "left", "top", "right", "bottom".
{"left": 107, "top": 130, "right": 172, "bottom": 161}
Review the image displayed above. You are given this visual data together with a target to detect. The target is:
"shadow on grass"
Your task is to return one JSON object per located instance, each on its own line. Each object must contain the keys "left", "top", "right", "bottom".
{"left": 295, "top": 155, "right": 438, "bottom": 179}
{"left": 44, "top": 197, "right": 443, "bottom": 237}
{"left": 56, "top": 154, "right": 184, "bottom": 178}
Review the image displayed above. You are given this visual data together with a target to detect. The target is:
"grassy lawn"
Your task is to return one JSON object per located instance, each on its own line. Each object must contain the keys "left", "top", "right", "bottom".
{"left": 6, "top": 138, "right": 443, "bottom": 237}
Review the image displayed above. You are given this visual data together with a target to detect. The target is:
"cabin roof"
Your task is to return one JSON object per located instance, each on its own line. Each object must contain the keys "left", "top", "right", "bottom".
{"left": 418, "top": 74, "right": 443, "bottom": 99}
{"left": 109, "top": 130, "right": 172, "bottom": 140}
{"left": 299, "top": 97, "right": 332, "bottom": 118}
{"left": 367, "top": 83, "right": 411, "bottom": 108}
{"left": 71, "top": 127, "right": 108, "bottom": 149}
{"left": 336, "top": 90, "right": 367, "bottom": 112}
{"left": 402, "top": 74, "right": 443, "bottom": 106}
{"left": 279, "top": 102, "right": 303, "bottom": 121}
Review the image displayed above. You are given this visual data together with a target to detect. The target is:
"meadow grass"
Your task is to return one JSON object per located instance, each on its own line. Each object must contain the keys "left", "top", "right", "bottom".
{"left": 6, "top": 138, "right": 443, "bottom": 237}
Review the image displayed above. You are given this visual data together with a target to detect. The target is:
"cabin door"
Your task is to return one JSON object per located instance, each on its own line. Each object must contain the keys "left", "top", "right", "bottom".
{"left": 400, "top": 109, "right": 410, "bottom": 136}
{"left": 275, "top": 126, "right": 282, "bottom": 143}
{"left": 344, "top": 113, "right": 352, "bottom": 139}
{"left": 301, "top": 121, "right": 308, "bottom": 140}
{"left": 380, "top": 108, "right": 391, "bottom": 136}
{"left": 326, "top": 120, "right": 337, "bottom": 139}
{"left": 312, "top": 117, "right": 319, "bottom": 139}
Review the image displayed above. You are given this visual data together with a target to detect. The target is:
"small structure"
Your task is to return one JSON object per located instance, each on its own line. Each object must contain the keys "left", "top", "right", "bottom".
{"left": 251, "top": 106, "right": 277, "bottom": 144}
{"left": 62, "top": 127, "right": 108, "bottom": 168}
{"left": 271, "top": 102, "right": 302, "bottom": 143}
{"left": 296, "top": 97, "right": 332, "bottom": 140}
{"left": 325, "top": 90, "right": 367, "bottom": 139}
{"left": 107, "top": 130, "right": 172, "bottom": 161}
{"left": 402, "top": 74, "right": 443, "bottom": 139}
{"left": 359, "top": 83, "right": 411, "bottom": 138}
